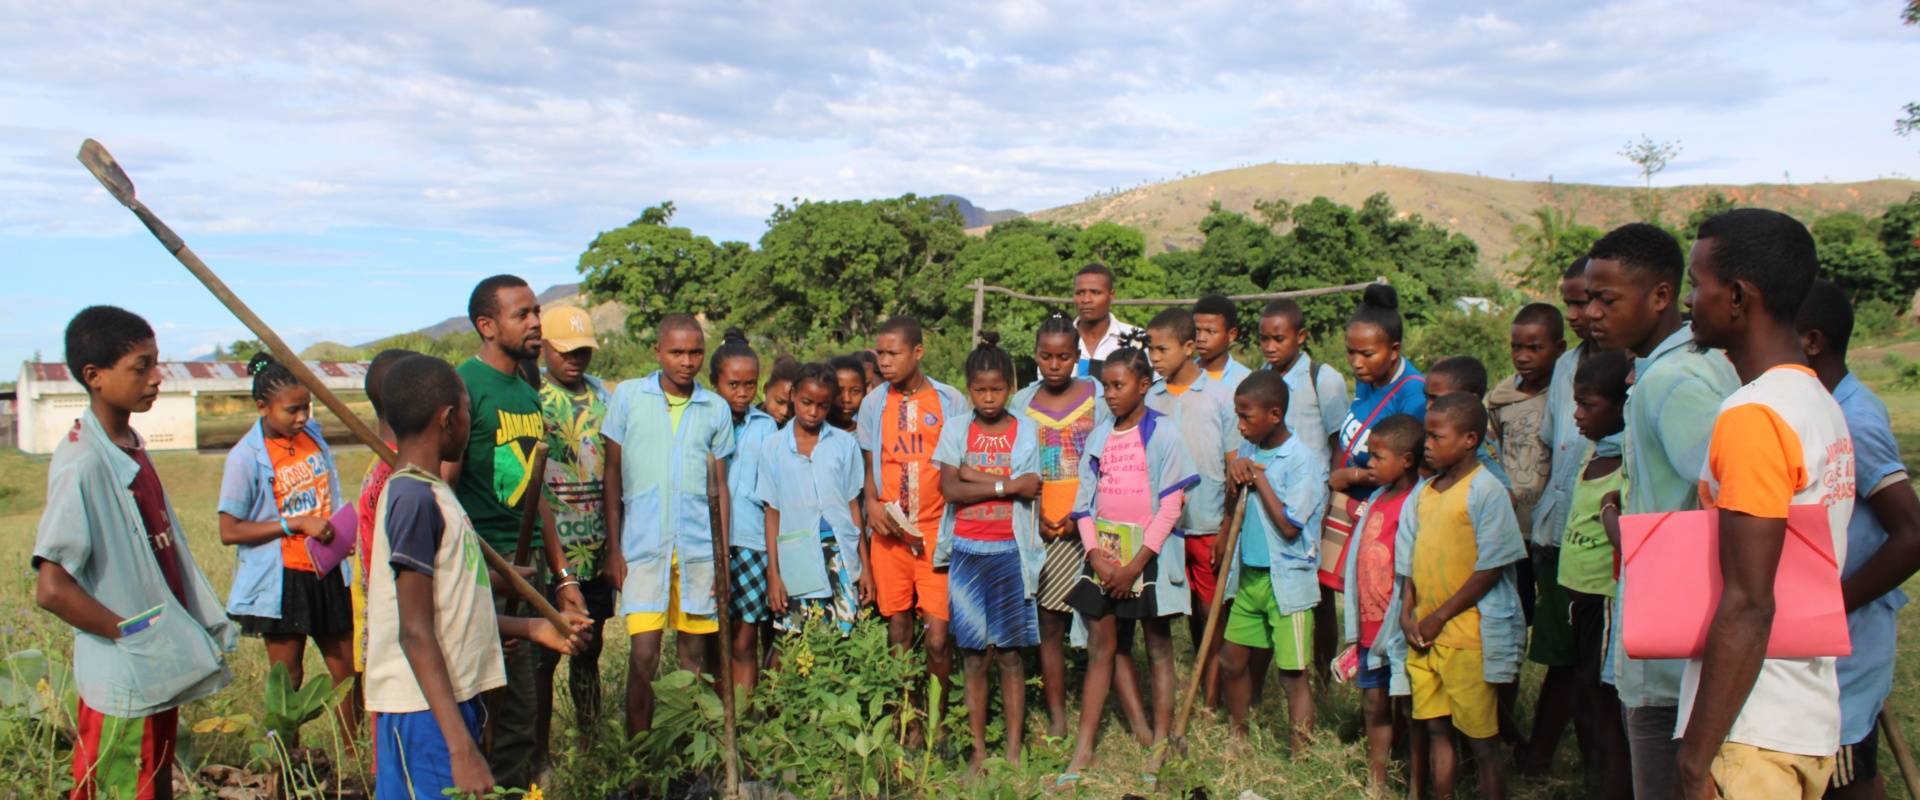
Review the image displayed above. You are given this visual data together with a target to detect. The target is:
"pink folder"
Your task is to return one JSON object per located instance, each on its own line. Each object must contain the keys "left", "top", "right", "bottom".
{"left": 1619, "top": 505, "right": 1850, "bottom": 660}
{"left": 304, "top": 505, "right": 360, "bottom": 578}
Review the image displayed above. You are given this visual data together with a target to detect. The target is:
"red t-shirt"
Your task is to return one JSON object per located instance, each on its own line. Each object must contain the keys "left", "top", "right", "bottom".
{"left": 953, "top": 420, "right": 1016, "bottom": 541}
{"left": 1355, "top": 487, "right": 1411, "bottom": 648}
{"left": 123, "top": 446, "right": 187, "bottom": 604}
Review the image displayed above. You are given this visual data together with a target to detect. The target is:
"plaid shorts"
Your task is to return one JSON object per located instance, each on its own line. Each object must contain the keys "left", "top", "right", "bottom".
{"left": 730, "top": 547, "right": 771, "bottom": 623}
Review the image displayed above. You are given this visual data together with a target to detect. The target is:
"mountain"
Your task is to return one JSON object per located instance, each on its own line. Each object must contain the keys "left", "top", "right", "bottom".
{"left": 1025, "top": 162, "right": 1920, "bottom": 270}
{"left": 381, "top": 282, "right": 608, "bottom": 344}
{"left": 935, "top": 195, "right": 1022, "bottom": 229}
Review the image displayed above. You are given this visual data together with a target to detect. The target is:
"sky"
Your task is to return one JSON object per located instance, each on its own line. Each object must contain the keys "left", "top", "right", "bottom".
{"left": 3, "top": 1, "right": 1918, "bottom": 370}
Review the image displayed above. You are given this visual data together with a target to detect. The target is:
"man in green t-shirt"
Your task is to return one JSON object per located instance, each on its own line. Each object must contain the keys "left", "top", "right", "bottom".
{"left": 450, "top": 274, "right": 546, "bottom": 789}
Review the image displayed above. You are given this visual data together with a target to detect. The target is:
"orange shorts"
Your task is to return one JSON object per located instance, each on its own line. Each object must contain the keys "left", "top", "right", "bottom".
{"left": 870, "top": 532, "right": 949, "bottom": 620}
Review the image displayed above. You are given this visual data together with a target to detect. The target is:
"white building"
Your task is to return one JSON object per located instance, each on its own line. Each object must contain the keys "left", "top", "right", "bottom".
{"left": 15, "top": 361, "right": 369, "bottom": 455}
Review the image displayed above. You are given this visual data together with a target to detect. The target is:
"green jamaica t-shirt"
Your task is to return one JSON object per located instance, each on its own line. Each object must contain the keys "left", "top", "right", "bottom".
{"left": 455, "top": 356, "right": 545, "bottom": 553}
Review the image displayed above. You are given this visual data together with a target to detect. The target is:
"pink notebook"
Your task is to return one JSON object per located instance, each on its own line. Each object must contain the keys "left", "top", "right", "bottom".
{"left": 305, "top": 505, "right": 360, "bottom": 578}
{"left": 1619, "top": 506, "right": 1849, "bottom": 660}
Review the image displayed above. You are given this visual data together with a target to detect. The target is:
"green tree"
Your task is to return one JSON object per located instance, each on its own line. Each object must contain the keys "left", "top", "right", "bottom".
{"left": 1621, "top": 135, "right": 1682, "bottom": 223}
{"left": 1812, "top": 212, "right": 1896, "bottom": 304}
{"left": 1877, "top": 192, "right": 1920, "bottom": 303}
{"left": 214, "top": 338, "right": 269, "bottom": 361}
{"left": 1901, "top": 3, "right": 1919, "bottom": 139}
{"left": 577, "top": 202, "right": 737, "bottom": 340}
{"left": 1505, "top": 206, "right": 1602, "bottom": 294}
{"left": 946, "top": 219, "right": 1082, "bottom": 355}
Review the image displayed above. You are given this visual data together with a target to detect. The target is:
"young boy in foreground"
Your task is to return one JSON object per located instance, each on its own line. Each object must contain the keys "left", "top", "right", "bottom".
{"left": 36, "top": 306, "right": 236, "bottom": 800}
{"left": 365, "top": 354, "right": 588, "bottom": 797}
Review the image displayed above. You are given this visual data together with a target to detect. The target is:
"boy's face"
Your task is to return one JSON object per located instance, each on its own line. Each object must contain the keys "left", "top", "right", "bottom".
{"left": 1034, "top": 331, "right": 1079, "bottom": 386}
{"left": 541, "top": 344, "right": 593, "bottom": 388}
{"left": 1233, "top": 394, "right": 1284, "bottom": 446}
{"left": 833, "top": 368, "right": 865, "bottom": 423}
{"left": 1424, "top": 373, "right": 1460, "bottom": 411}
{"left": 762, "top": 379, "right": 793, "bottom": 426}
{"left": 1193, "top": 313, "right": 1236, "bottom": 365}
{"left": 792, "top": 379, "right": 832, "bottom": 433}
{"left": 1074, "top": 272, "right": 1113, "bottom": 324}
{"left": 715, "top": 358, "right": 760, "bottom": 417}
{"left": 1584, "top": 257, "right": 1670, "bottom": 355}
{"left": 1684, "top": 240, "right": 1737, "bottom": 350}
{"left": 1509, "top": 322, "right": 1563, "bottom": 384}
{"left": 439, "top": 390, "right": 473, "bottom": 461}
{"left": 1345, "top": 323, "right": 1398, "bottom": 386}
{"left": 873, "top": 332, "right": 923, "bottom": 386}
{"left": 1258, "top": 315, "right": 1306, "bottom": 370}
{"left": 86, "top": 337, "right": 163, "bottom": 414}
{"left": 1573, "top": 384, "right": 1626, "bottom": 441}
{"left": 654, "top": 328, "right": 706, "bottom": 390}
{"left": 967, "top": 369, "right": 1012, "bottom": 418}
{"left": 1422, "top": 414, "right": 1478, "bottom": 473}
{"left": 1144, "top": 327, "right": 1192, "bottom": 378}
{"left": 1364, "top": 437, "right": 1415, "bottom": 486}
{"left": 481, "top": 286, "right": 543, "bottom": 361}
{"left": 1559, "top": 275, "right": 1592, "bottom": 343}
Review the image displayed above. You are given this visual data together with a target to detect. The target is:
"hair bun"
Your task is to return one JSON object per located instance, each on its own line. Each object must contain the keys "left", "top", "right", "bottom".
{"left": 1361, "top": 283, "right": 1399, "bottom": 312}
{"left": 246, "top": 351, "right": 275, "bottom": 376}
{"left": 722, "top": 327, "right": 748, "bottom": 344}
{"left": 1046, "top": 309, "right": 1071, "bottom": 321}
{"left": 976, "top": 330, "right": 1002, "bottom": 349}
{"left": 1119, "top": 329, "right": 1151, "bottom": 348}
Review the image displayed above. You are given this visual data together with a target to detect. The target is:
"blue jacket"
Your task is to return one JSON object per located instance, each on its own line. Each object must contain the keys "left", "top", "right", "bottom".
{"left": 603, "top": 372, "right": 737, "bottom": 617}
{"left": 217, "top": 417, "right": 345, "bottom": 619}
{"left": 35, "top": 410, "right": 235, "bottom": 716}
{"left": 1222, "top": 436, "right": 1329, "bottom": 614}
{"left": 1071, "top": 408, "right": 1202, "bottom": 618}
{"left": 931, "top": 412, "right": 1046, "bottom": 597}
{"left": 756, "top": 424, "right": 867, "bottom": 591}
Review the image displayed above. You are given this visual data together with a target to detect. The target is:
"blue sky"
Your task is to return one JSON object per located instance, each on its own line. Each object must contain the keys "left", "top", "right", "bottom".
{"left": 4, "top": 1, "right": 1918, "bottom": 370}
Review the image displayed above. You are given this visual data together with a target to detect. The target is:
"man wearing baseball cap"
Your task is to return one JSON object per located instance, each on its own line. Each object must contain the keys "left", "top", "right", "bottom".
{"left": 532, "top": 305, "right": 617, "bottom": 760}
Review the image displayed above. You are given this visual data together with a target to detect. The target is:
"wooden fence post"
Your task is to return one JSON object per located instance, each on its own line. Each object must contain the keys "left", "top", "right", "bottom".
{"left": 971, "top": 278, "right": 986, "bottom": 345}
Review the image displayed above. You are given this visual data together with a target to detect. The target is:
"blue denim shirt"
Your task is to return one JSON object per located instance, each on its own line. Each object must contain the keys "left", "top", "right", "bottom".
{"left": 1381, "top": 467, "right": 1529, "bottom": 687}
{"left": 216, "top": 417, "right": 345, "bottom": 619}
{"left": 1834, "top": 374, "right": 1911, "bottom": 745}
{"left": 756, "top": 424, "right": 866, "bottom": 593}
{"left": 1073, "top": 409, "right": 1202, "bottom": 617}
{"left": 931, "top": 411, "right": 1046, "bottom": 597}
{"left": 1222, "top": 436, "right": 1329, "bottom": 614}
{"left": 726, "top": 407, "right": 780, "bottom": 551}
{"left": 1145, "top": 369, "right": 1242, "bottom": 536}
{"left": 603, "top": 372, "right": 737, "bottom": 617}
{"left": 35, "top": 410, "right": 235, "bottom": 716}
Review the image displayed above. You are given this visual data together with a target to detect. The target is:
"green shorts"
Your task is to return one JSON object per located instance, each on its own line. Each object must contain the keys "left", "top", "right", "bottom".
{"left": 1224, "top": 568, "right": 1314, "bottom": 670}
{"left": 1528, "top": 546, "right": 1576, "bottom": 667}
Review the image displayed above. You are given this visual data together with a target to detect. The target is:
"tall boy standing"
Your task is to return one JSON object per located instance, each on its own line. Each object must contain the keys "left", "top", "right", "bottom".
{"left": 1192, "top": 294, "right": 1251, "bottom": 390}
{"left": 1678, "top": 210, "right": 1854, "bottom": 798}
{"left": 604, "top": 314, "right": 735, "bottom": 735}
{"left": 35, "top": 306, "right": 235, "bottom": 800}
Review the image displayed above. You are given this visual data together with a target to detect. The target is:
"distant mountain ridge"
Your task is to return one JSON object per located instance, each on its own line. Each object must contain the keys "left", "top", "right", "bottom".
{"left": 372, "top": 282, "right": 589, "bottom": 344}
{"left": 935, "top": 195, "right": 1022, "bottom": 228}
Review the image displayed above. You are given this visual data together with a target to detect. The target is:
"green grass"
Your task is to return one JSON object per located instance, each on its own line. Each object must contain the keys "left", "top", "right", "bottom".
{"left": 4, "top": 379, "right": 1920, "bottom": 797}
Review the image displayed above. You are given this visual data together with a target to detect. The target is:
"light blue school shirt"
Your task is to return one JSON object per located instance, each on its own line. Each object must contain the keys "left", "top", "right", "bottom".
{"left": 1383, "top": 466, "right": 1529, "bottom": 686}
{"left": 1609, "top": 324, "right": 1737, "bottom": 708}
{"left": 602, "top": 372, "right": 737, "bottom": 617}
{"left": 1834, "top": 374, "right": 1910, "bottom": 745}
{"left": 216, "top": 417, "right": 345, "bottom": 619}
{"left": 726, "top": 407, "right": 780, "bottom": 551}
{"left": 1145, "top": 369, "right": 1243, "bottom": 536}
{"left": 1532, "top": 344, "right": 1625, "bottom": 549}
{"left": 1265, "top": 353, "right": 1349, "bottom": 461}
{"left": 1223, "top": 436, "right": 1329, "bottom": 615}
{"left": 1201, "top": 356, "right": 1254, "bottom": 393}
{"left": 756, "top": 424, "right": 866, "bottom": 592}
{"left": 931, "top": 411, "right": 1047, "bottom": 597}
{"left": 34, "top": 409, "right": 235, "bottom": 717}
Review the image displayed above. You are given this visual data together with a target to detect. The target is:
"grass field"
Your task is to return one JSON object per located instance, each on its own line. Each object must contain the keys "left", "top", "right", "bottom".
{"left": 4, "top": 348, "right": 1920, "bottom": 798}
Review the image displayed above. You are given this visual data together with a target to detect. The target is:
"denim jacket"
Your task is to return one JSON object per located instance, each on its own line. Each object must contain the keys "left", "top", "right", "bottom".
{"left": 1221, "top": 436, "right": 1329, "bottom": 615}
{"left": 35, "top": 410, "right": 236, "bottom": 717}
{"left": 1378, "top": 467, "right": 1528, "bottom": 691}
{"left": 603, "top": 372, "right": 737, "bottom": 617}
{"left": 931, "top": 412, "right": 1046, "bottom": 597}
{"left": 1071, "top": 408, "right": 1202, "bottom": 618}
{"left": 216, "top": 417, "right": 345, "bottom": 619}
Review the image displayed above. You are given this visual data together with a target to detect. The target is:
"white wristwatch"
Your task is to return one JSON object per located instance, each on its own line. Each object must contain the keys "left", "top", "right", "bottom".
{"left": 994, "top": 480, "right": 1006, "bottom": 498}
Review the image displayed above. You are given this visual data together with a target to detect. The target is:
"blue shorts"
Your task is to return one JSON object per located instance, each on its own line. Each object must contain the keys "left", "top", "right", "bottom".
{"left": 375, "top": 697, "right": 485, "bottom": 797}
{"left": 1357, "top": 645, "right": 1392, "bottom": 690}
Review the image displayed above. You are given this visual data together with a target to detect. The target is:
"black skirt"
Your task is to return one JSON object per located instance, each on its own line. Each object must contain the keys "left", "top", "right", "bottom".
{"left": 1064, "top": 555, "right": 1164, "bottom": 621}
{"left": 233, "top": 567, "right": 353, "bottom": 638}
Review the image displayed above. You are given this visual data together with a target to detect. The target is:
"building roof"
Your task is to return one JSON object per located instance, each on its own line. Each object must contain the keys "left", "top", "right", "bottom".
{"left": 20, "top": 361, "right": 371, "bottom": 396}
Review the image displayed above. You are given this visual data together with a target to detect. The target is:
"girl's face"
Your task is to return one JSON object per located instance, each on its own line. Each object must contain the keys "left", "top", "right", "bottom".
{"left": 761, "top": 379, "right": 793, "bottom": 426}
{"left": 1365, "top": 439, "right": 1416, "bottom": 486}
{"left": 1035, "top": 331, "right": 1079, "bottom": 388}
{"left": 968, "top": 369, "right": 1012, "bottom": 420}
{"left": 1573, "top": 385, "right": 1626, "bottom": 441}
{"left": 1100, "top": 361, "right": 1150, "bottom": 421}
{"left": 258, "top": 384, "right": 313, "bottom": 439}
{"left": 792, "top": 379, "right": 833, "bottom": 433}
{"left": 1345, "top": 322, "right": 1400, "bottom": 386}
{"left": 715, "top": 357, "right": 760, "bottom": 417}
{"left": 833, "top": 368, "right": 864, "bottom": 423}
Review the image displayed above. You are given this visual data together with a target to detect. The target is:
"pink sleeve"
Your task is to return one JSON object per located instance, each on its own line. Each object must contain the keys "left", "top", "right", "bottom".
{"left": 1143, "top": 489, "right": 1186, "bottom": 553}
{"left": 1078, "top": 516, "right": 1099, "bottom": 551}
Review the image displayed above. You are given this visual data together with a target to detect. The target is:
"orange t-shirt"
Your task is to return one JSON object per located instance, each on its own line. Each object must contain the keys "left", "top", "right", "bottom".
{"left": 878, "top": 386, "right": 947, "bottom": 547}
{"left": 267, "top": 432, "right": 333, "bottom": 573}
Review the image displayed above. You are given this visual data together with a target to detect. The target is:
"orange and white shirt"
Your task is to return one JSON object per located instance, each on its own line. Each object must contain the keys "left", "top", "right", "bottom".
{"left": 1677, "top": 364, "right": 1855, "bottom": 756}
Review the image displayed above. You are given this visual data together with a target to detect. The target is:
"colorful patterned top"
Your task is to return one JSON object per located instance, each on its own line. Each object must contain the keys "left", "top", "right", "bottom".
{"left": 954, "top": 420, "right": 1017, "bottom": 541}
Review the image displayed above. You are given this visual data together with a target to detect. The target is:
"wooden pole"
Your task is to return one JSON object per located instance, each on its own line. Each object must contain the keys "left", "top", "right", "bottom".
{"left": 1880, "top": 707, "right": 1919, "bottom": 800}
{"left": 971, "top": 278, "right": 986, "bottom": 345}
{"left": 74, "top": 138, "right": 573, "bottom": 633}
{"left": 707, "top": 455, "right": 740, "bottom": 798}
{"left": 968, "top": 277, "right": 1385, "bottom": 307}
{"left": 507, "top": 443, "right": 549, "bottom": 616}
{"left": 1151, "top": 491, "right": 1250, "bottom": 774}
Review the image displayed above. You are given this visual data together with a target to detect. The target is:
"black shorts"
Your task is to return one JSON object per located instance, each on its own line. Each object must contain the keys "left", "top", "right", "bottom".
{"left": 233, "top": 567, "right": 354, "bottom": 638}
{"left": 1567, "top": 588, "right": 1611, "bottom": 688}
{"left": 1829, "top": 722, "right": 1880, "bottom": 790}
{"left": 1065, "top": 556, "right": 1165, "bottom": 621}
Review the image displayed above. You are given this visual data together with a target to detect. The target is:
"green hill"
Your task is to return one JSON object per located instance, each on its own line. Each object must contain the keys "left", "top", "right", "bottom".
{"left": 1026, "top": 162, "right": 1920, "bottom": 271}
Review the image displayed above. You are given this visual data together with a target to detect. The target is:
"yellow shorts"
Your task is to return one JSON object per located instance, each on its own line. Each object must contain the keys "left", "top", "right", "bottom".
{"left": 1712, "top": 742, "right": 1834, "bottom": 799}
{"left": 1407, "top": 643, "right": 1497, "bottom": 739}
{"left": 624, "top": 559, "right": 719, "bottom": 636}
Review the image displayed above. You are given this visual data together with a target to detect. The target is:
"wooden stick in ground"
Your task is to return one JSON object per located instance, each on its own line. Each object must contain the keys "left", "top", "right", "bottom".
{"left": 1152, "top": 491, "right": 1251, "bottom": 774}
{"left": 1880, "top": 707, "right": 1919, "bottom": 800}
{"left": 507, "top": 443, "right": 549, "bottom": 616}
{"left": 707, "top": 454, "right": 740, "bottom": 798}
{"left": 74, "top": 137, "right": 573, "bottom": 634}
